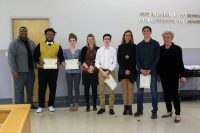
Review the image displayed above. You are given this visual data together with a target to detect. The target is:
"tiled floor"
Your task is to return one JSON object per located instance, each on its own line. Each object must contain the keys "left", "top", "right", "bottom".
{"left": 31, "top": 101, "right": 200, "bottom": 133}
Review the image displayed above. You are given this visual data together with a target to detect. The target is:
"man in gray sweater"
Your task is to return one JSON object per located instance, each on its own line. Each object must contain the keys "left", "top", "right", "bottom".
{"left": 8, "top": 26, "right": 37, "bottom": 109}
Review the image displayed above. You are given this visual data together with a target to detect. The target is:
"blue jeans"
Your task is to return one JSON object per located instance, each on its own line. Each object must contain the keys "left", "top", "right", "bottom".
{"left": 66, "top": 73, "right": 81, "bottom": 104}
{"left": 14, "top": 70, "right": 35, "bottom": 104}
{"left": 136, "top": 73, "right": 158, "bottom": 114}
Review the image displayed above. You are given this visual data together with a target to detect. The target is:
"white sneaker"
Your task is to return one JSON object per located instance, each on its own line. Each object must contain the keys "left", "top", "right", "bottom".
{"left": 36, "top": 107, "right": 44, "bottom": 113}
{"left": 48, "top": 106, "right": 55, "bottom": 112}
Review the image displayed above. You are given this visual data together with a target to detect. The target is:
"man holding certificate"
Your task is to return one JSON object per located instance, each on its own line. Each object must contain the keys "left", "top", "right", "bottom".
{"left": 95, "top": 34, "right": 117, "bottom": 115}
{"left": 134, "top": 26, "right": 160, "bottom": 119}
{"left": 34, "top": 28, "right": 64, "bottom": 113}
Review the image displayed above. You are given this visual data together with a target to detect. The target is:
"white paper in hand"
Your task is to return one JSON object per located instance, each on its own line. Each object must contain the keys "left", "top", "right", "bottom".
{"left": 104, "top": 75, "right": 117, "bottom": 90}
{"left": 140, "top": 74, "right": 151, "bottom": 89}
{"left": 43, "top": 58, "right": 57, "bottom": 69}
{"left": 65, "top": 59, "right": 79, "bottom": 70}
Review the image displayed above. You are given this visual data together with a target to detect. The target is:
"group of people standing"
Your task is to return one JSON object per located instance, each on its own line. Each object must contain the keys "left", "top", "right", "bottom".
{"left": 8, "top": 26, "right": 186, "bottom": 123}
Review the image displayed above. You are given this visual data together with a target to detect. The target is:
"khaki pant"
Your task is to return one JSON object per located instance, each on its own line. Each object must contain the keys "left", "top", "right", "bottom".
{"left": 121, "top": 79, "right": 134, "bottom": 105}
{"left": 98, "top": 71, "right": 115, "bottom": 109}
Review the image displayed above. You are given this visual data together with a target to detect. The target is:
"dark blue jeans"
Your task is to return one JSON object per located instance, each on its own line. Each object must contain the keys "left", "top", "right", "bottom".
{"left": 136, "top": 73, "right": 158, "bottom": 114}
{"left": 66, "top": 73, "right": 81, "bottom": 104}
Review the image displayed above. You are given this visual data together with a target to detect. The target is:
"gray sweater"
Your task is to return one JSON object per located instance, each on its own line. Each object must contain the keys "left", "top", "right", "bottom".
{"left": 8, "top": 38, "right": 36, "bottom": 72}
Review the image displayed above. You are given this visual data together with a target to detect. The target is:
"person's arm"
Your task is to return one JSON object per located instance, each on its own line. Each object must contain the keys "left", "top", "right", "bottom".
{"left": 117, "top": 46, "right": 125, "bottom": 73}
{"left": 150, "top": 43, "right": 160, "bottom": 71}
{"left": 95, "top": 49, "right": 101, "bottom": 69}
{"left": 80, "top": 47, "right": 86, "bottom": 64}
{"left": 177, "top": 47, "right": 186, "bottom": 78}
{"left": 33, "top": 44, "right": 41, "bottom": 64}
{"left": 136, "top": 45, "right": 142, "bottom": 72}
{"left": 57, "top": 45, "right": 64, "bottom": 63}
{"left": 8, "top": 42, "right": 17, "bottom": 72}
{"left": 108, "top": 48, "right": 117, "bottom": 72}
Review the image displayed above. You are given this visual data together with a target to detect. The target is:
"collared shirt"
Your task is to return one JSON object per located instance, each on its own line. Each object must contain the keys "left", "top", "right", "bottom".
{"left": 95, "top": 46, "right": 117, "bottom": 71}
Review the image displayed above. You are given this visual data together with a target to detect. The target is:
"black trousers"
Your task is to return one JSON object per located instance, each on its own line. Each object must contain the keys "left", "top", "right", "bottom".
{"left": 84, "top": 82, "right": 97, "bottom": 108}
{"left": 38, "top": 68, "right": 58, "bottom": 107}
{"left": 160, "top": 75, "right": 180, "bottom": 115}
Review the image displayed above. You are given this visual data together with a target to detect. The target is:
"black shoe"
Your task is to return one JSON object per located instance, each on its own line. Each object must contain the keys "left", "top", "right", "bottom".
{"left": 31, "top": 105, "right": 37, "bottom": 109}
{"left": 128, "top": 105, "right": 133, "bottom": 115}
{"left": 161, "top": 112, "right": 172, "bottom": 118}
{"left": 86, "top": 106, "right": 90, "bottom": 112}
{"left": 109, "top": 109, "right": 115, "bottom": 115}
{"left": 134, "top": 111, "right": 143, "bottom": 117}
{"left": 97, "top": 108, "right": 105, "bottom": 114}
{"left": 93, "top": 106, "right": 97, "bottom": 111}
{"left": 123, "top": 105, "right": 128, "bottom": 115}
{"left": 151, "top": 113, "right": 157, "bottom": 119}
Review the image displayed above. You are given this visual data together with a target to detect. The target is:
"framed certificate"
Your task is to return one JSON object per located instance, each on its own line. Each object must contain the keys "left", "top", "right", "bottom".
{"left": 140, "top": 74, "right": 151, "bottom": 89}
{"left": 43, "top": 58, "right": 57, "bottom": 69}
{"left": 65, "top": 59, "right": 79, "bottom": 70}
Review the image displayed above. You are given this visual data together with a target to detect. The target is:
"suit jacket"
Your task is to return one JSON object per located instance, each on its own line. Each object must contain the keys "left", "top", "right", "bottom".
{"left": 8, "top": 38, "right": 36, "bottom": 72}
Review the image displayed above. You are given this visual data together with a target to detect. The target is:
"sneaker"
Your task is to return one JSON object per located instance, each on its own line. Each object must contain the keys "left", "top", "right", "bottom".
{"left": 97, "top": 108, "right": 105, "bottom": 114}
{"left": 36, "top": 107, "right": 44, "bottom": 113}
{"left": 48, "top": 106, "right": 55, "bottom": 112}
{"left": 134, "top": 111, "right": 143, "bottom": 117}
{"left": 151, "top": 113, "right": 157, "bottom": 119}
{"left": 109, "top": 109, "right": 115, "bottom": 115}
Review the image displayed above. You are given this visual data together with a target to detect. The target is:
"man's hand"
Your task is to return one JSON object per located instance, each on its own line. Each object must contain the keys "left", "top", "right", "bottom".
{"left": 12, "top": 71, "right": 18, "bottom": 79}
{"left": 38, "top": 60, "right": 45, "bottom": 66}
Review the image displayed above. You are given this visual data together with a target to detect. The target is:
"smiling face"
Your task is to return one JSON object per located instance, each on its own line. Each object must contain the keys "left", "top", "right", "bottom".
{"left": 87, "top": 36, "right": 95, "bottom": 48}
{"left": 163, "top": 34, "right": 173, "bottom": 45}
{"left": 45, "top": 31, "right": 55, "bottom": 42}
{"left": 124, "top": 32, "right": 132, "bottom": 44}
{"left": 19, "top": 27, "right": 28, "bottom": 39}
{"left": 142, "top": 28, "right": 151, "bottom": 39}
{"left": 103, "top": 36, "right": 111, "bottom": 47}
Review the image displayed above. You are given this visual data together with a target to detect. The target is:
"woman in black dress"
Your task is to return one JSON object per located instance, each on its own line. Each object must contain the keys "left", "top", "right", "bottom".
{"left": 158, "top": 31, "right": 187, "bottom": 123}
{"left": 80, "top": 34, "right": 99, "bottom": 112}
{"left": 117, "top": 30, "right": 136, "bottom": 115}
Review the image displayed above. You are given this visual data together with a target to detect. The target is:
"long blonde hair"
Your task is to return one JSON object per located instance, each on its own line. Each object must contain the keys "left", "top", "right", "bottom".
{"left": 87, "top": 34, "right": 96, "bottom": 49}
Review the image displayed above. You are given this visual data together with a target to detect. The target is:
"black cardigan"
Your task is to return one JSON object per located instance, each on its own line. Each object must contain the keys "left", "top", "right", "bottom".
{"left": 158, "top": 43, "right": 185, "bottom": 77}
{"left": 117, "top": 43, "right": 136, "bottom": 81}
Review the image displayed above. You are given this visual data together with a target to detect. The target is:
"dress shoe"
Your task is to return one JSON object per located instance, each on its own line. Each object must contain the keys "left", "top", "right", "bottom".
{"left": 97, "top": 108, "right": 105, "bottom": 114}
{"left": 161, "top": 112, "right": 172, "bottom": 118}
{"left": 109, "top": 109, "right": 115, "bottom": 115}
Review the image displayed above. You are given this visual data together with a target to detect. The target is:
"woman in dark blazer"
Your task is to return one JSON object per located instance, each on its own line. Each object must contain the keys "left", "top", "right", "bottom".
{"left": 80, "top": 34, "right": 99, "bottom": 112}
{"left": 117, "top": 30, "right": 136, "bottom": 115}
{"left": 158, "top": 31, "right": 187, "bottom": 123}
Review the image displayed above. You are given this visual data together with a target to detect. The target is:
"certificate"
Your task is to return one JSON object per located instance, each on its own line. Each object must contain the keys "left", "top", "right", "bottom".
{"left": 43, "top": 58, "right": 57, "bottom": 69}
{"left": 140, "top": 74, "right": 151, "bottom": 89}
{"left": 104, "top": 75, "right": 117, "bottom": 90}
{"left": 65, "top": 59, "right": 79, "bottom": 70}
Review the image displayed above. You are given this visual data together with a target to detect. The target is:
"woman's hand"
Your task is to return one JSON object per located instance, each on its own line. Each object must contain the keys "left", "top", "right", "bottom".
{"left": 125, "top": 70, "right": 131, "bottom": 75}
{"left": 181, "top": 77, "right": 187, "bottom": 83}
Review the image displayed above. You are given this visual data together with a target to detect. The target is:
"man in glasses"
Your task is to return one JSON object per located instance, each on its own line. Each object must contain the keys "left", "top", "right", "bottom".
{"left": 8, "top": 26, "right": 37, "bottom": 109}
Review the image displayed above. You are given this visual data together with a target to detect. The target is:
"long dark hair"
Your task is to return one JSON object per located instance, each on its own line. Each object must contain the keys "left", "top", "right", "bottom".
{"left": 121, "top": 30, "right": 134, "bottom": 44}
